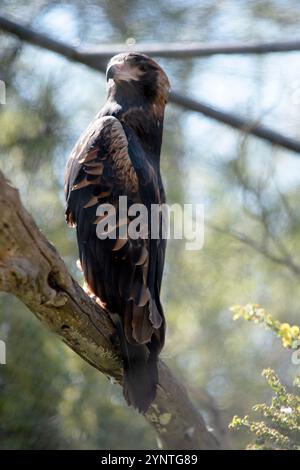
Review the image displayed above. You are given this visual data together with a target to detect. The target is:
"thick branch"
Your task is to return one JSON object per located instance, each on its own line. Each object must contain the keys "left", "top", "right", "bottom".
{"left": 0, "top": 170, "right": 220, "bottom": 450}
{"left": 1, "top": 15, "right": 300, "bottom": 155}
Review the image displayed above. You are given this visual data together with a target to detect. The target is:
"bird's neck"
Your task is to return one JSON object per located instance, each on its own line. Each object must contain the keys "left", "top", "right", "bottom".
{"left": 104, "top": 86, "right": 165, "bottom": 160}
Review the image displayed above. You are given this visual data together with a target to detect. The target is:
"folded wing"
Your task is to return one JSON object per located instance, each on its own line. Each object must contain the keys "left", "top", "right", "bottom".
{"left": 65, "top": 115, "right": 165, "bottom": 347}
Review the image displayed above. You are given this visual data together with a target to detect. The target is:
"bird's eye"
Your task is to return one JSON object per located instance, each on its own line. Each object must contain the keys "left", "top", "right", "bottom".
{"left": 139, "top": 64, "right": 147, "bottom": 72}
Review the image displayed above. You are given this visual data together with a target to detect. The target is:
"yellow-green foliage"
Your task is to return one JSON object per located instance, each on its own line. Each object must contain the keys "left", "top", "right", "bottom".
{"left": 231, "top": 304, "right": 300, "bottom": 349}
{"left": 229, "top": 305, "right": 300, "bottom": 450}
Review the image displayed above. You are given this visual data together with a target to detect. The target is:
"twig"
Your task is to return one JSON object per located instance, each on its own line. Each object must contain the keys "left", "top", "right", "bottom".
{"left": 209, "top": 222, "right": 300, "bottom": 277}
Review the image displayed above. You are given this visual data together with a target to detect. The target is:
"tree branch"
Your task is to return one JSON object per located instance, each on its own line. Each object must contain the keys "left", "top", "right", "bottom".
{"left": 1, "top": 15, "right": 300, "bottom": 155}
{"left": 217, "top": 155, "right": 300, "bottom": 277}
{"left": 1, "top": 14, "right": 299, "bottom": 58}
{"left": 169, "top": 93, "right": 300, "bottom": 155}
{"left": 0, "top": 170, "right": 220, "bottom": 450}
{"left": 209, "top": 222, "right": 300, "bottom": 278}
{"left": 79, "top": 39, "right": 300, "bottom": 59}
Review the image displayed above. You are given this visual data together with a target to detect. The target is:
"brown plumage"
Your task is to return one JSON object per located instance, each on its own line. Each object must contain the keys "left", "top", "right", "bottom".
{"left": 65, "top": 53, "right": 170, "bottom": 413}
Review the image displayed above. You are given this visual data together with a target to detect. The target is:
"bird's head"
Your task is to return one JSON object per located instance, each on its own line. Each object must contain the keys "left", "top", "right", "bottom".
{"left": 106, "top": 53, "right": 170, "bottom": 111}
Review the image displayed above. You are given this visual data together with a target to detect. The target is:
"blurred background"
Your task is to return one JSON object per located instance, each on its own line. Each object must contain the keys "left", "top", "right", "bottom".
{"left": 0, "top": 0, "right": 300, "bottom": 450}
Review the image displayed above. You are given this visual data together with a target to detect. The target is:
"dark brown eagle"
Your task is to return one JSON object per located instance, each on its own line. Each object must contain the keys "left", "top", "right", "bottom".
{"left": 65, "top": 53, "right": 170, "bottom": 413}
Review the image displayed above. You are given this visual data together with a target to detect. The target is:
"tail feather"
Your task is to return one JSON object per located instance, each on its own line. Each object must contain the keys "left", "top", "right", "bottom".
{"left": 110, "top": 312, "right": 158, "bottom": 414}
{"left": 123, "top": 342, "right": 158, "bottom": 414}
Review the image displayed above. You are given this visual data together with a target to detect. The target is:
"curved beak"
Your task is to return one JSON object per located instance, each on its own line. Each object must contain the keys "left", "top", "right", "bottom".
{"left": 106, "top": 64, "right": 123, "bottom": 81}
{"left": 106, "top": 61, "right": 141, "bottom": 82}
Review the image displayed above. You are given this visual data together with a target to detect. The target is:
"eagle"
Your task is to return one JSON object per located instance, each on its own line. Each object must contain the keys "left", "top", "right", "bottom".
{"left": 65, "top": 53, "right": 170, "bottom": 413}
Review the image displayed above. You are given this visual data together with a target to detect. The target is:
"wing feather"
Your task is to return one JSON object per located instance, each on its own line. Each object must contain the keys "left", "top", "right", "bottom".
{"left": 65, "top": 115, "right": 165, "bottom": 346}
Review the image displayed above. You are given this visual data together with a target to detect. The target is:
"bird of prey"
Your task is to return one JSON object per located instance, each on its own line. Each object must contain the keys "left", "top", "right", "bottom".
{"left": 65, "top": 53, "right": 170, "bottom": 413}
